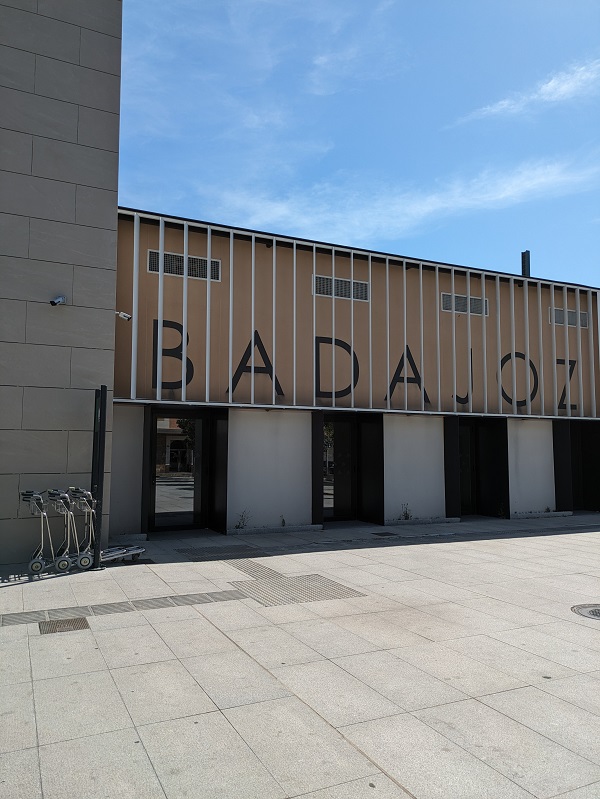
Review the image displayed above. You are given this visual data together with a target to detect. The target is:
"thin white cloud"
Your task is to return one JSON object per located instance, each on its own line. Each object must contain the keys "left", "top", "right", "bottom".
{"left": 459, "top": 59, "right": 600, "bottom": 123}
{"left": 200, "top": 158, "right": 599, "bottom": 246}
{"left": 307, "top": 1, "right": 403, "bottom": 95}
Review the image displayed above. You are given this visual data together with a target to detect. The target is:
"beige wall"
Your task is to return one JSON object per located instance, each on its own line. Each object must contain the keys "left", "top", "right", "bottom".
{"left": 115, "top": 215, "right": 599, "bottom": 421}
{"left": 0, "top": 1, "right": 122, "bottom": 564}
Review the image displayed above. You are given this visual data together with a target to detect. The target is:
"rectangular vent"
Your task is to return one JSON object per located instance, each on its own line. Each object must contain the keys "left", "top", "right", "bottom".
{"left": 148, "top": 250, "right": 221, "bottom": 281}
{"left": 314, "top": 275, "right": 369, "bottom": 302}
{"left": 550, "top": 307, "right": 589, "bottom": 328}
{"left": 441, "top": 293, "right": 488, "bottom": 316}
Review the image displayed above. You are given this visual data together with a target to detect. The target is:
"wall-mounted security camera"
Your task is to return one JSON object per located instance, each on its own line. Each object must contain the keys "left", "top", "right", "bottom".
{"left": 115, "top": 311, "right": 132, "bottom": 321}
{"left": 50, "top": 296, "right": 67, "bottom": 306}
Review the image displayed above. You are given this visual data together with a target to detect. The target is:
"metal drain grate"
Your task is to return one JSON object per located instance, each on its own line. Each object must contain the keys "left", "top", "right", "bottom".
{"left": 131, "top": 597, "right": 176, "bottom": 610}
{"left": 176, "top": 545, "right": 268, "bottom": 561}
{"left": 224, "top": 558, "right": 281, "bottom": 579}
{"left": 47, "top": 606, "right": 91, "bottom": 620}
{"left": 0, "top": 588, "right": 250, "bottom": 627}
{"left": 89, "top": 601, "right": 135, "bottom": 616}
{"left": 205, "top": 589, "right": 246, "bottom": 602}
{"left": 39, "top": 617, "right": 90, "bottom": 634}
{"left": 231, "top": 574, "right": 365, "bottom": 607}
{"left": 1, "top": 610, "right": 48, "bottom": 626}
{"left": 572, "top": 604, "right": 600, "bottom": 620}
{"left": 171, "top": 593, "right": 215, "bottom": 606}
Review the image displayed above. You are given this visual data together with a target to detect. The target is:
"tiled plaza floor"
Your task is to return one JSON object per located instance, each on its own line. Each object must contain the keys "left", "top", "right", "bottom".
{"left": 2, "top": 515, "right": 600, "bottom": 798}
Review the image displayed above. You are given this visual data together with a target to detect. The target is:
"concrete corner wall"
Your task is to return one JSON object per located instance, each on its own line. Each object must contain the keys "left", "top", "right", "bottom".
{"left": 383, "top": 414, "right": 446, "bottom": 522}
{"left": 508, "top": 418, "right": 556, "bottom": 516}
{"left": 227, "top": 409, "right": 312, "bottom": 531}
{"left": 0, "top": 0, "right": 122, "bottom": 564}
{"left": 110, "top": 404, "right": 144, "bottom": 537}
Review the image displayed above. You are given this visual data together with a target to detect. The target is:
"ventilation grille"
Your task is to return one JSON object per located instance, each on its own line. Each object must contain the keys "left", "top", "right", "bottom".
{"left": 314, "top": 275, "right": 369, "bottom": 302}
{"left": 550, "top": 307, "right": 589, "bottom": 328}
{"left": 442, "top": 293, "right": 488, "bottom": 316}
{"left": 148, "top": 250, "right": 221, "bottom": 281}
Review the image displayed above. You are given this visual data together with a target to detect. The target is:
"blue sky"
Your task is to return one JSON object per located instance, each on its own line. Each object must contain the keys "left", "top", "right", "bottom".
{"left": 119, "top": 0, "right": 600, "bottom": 285}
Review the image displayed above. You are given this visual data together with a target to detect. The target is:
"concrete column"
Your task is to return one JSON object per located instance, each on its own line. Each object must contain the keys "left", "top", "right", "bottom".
{"left": 383, "top": 414, "right": 446, "bottom": 522}
{"left": 0, "top": 0, "right": 122, "bottom": 563}
{"left": 109, "top": 404, "right": 145, "bottom": 537}
{"left": 227, "top": 409, "right": 312, "bottom": 531}
{"left": 508, "top": 418, "right": 556, "bottom": 516}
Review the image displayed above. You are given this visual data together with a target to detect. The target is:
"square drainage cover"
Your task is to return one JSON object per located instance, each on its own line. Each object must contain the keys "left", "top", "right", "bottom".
{"left": 231, "top": 574, "right": 365, "bottom": 607}
{"left": 39, "top": 617, "right": 90, "bottom": 635}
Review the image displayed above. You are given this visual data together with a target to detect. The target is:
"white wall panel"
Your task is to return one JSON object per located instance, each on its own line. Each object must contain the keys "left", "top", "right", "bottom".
{"left": 508, "top": 418, "right": 555, "bottom": 516}
{"left": 227, "top": 409, "right": 312, "bottom": 530}
{"left": 384, "top": 414, "right": 446, "bottom": 522}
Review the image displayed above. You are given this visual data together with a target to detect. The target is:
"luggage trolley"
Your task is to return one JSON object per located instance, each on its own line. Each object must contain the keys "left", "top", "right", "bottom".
{"left": 68, "top": 487, "right": 146, "bottom": 566}
{"left": 66, "top": 488, "right": 95, "bottom": 570}
{"left": 47, "top": 489, "right": 80, "bottom": 572}
{"left": 20, "top": 491, "right": 55, "bottom": 574}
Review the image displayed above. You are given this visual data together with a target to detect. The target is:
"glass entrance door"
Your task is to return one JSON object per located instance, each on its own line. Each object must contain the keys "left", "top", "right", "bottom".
{"left": 153, "top": 415, "right": 201, "bottom": 528}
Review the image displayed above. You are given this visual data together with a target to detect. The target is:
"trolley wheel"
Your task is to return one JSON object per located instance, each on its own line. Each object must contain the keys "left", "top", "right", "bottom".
{"left": 131, "top": 552, "right": 141, "bottom": 561}
{"left": 54, "top": 556, "right": 70, "bottom": 572}
{"left": 76, "top": 553, "right": 93, "bottom": 570}
{"left": 28, "top": 557, "right": 45, "bottom": 574}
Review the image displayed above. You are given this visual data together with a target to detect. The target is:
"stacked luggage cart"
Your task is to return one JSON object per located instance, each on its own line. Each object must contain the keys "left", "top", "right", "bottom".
{"left": 20, "top": 488, "right": 145, "bottom": 575}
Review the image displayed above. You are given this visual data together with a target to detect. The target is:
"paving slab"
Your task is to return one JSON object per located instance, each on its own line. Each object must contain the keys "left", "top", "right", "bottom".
{"left": 224, "top": 696, "right": 377, "bottom": 796}
{"left": 535, "top": 673, "right": 600, "bottom": 716}
{"left": 111, "top": 659, "right": 216, "bottom": 725}
{"left": 29, "top": 629, "right": 106, "bottom": 679}
{"left": 0, "top": 748, "right": 42, "bottom": 799}
{"left": 332, "top": 612, "right": 431, "bottom": 649}
{"left": 39, "top": 728, "right": 167, "bottom": 799}
{"left": 390, "top": 640, "right": 528, "bottom": 696}
{"left": 0, "top": 682, "right": 36, "bottom": 754}
{"left": 549, "top": 784, "right": 600, "bottom": 799}
{"left": 151, "top": 617, "right": 236, "bottom": 658}
{"left": 33, "top": 670, "right": 132, "bottom": 744}
{"left": 343, "top": 713, "right": 535, "bottom": 799}
{"left": 490, "top": 627, "right": 600, "bottom": 672}
{"left": 335, "top": 649, "right": 468, "bottom": 710}
{"left": 182, "top": 649, "right": 290, "bottom": 709}
{"left": 93, "top": 624, "right": 175, "bottom": 669}
{"left": 138, "top": 711, "right": 285, "bottom": 799}
{"left": 293, "top": 774, "right": 414, "bottom": 798}
{"left": 481, "top": 686, "right": 600, "bottom": 764}
{"left": 271, "top": 660, "right": 402, "bottom": 727}
{"left": 195, "top": 601, "right": 270, "bottom": 630}
{"left": 0, "top": 639, "right": 30, "bottom": 685}
{"left": 228, "top": 625, "right": 323, "bottom": 668}
{"left": 415, "top": 698, "right": 600, "bottom": 798}
{"left": 281, "top": 618, "right": 378, "bottom": 658}
{"left": 443, "top": 633, "right": 578, "bottom": 681}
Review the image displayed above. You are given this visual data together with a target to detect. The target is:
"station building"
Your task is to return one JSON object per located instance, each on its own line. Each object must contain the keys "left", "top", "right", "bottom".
{"left": 2, "top": 0, "right": 600, "bottom": 564}
{"left": 109, "top": 208, "right": 600, "bottom": 539}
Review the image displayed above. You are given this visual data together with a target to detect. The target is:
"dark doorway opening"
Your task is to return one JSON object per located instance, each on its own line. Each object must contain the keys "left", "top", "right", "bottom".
{"left": 144, "top": 407, "right": 228, "bottom": 534}
{"left": 316, "top": 412, "right": 384, "bottom": 525}
{"left": 445, "top": 416, "right": 510, "bottom": 518}
{"left": 553, "top": 419, "right": 600, "bottom": 512}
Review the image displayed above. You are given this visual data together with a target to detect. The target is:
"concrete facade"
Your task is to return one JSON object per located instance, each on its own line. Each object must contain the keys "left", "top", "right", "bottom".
{"left": 508, "top": 418, "right": 556, "bottom": 517}
{"left": 109, "top": 404, "right": 144, "bottom": 537}
{"left": 383, "top": 414, "right": 446, "bottom": 523}
{"left": 0, "top": 0, "right": 122, "bottom": 563}
{"left": 227, "top": 409, "right": 313, "bottom": 531}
